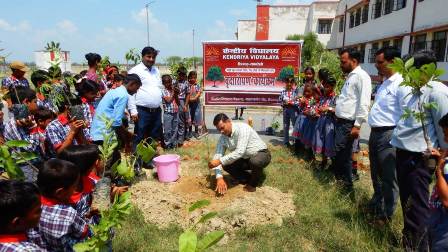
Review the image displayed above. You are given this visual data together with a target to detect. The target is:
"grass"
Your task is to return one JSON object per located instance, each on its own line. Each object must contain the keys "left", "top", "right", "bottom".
{"left": 113, "top": 140, "right": 404, "bottom": 252}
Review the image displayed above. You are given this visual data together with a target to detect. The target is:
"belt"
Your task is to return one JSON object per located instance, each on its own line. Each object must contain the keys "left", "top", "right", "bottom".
{"left": 335, "top": 117, "right": 355, "bottom": 124}
{"left": 137, "top": 106, "right": 161, "bottom": 112}
{"left": 371, "top": 126, "right": 395, "bottom": 132}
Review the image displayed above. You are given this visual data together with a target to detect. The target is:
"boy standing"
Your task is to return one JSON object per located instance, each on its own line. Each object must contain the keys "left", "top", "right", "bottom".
{"left": 161, "top": 74, "right": 179, "bottom": 149}
{"left": 174, "top": 66, "right": 190, "bottom": 146}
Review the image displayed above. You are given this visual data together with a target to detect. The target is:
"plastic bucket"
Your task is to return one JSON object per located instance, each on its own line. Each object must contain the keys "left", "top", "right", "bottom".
{"left": 153, "top": 154, "right": 180, "bottom": 183}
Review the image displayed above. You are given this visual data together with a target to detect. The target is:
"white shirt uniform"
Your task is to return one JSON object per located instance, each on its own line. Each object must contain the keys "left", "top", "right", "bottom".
{"left": 127, "top": 62, "right": 163, "bottom": 115}
{"left": 368, "top": 73, "right": 403, "bottom": 127}
{"left": 213, "top": 122, "right": 267, "bottom": 166}
{"left": 335, "top": 66, "right": 372, "bottom": 127}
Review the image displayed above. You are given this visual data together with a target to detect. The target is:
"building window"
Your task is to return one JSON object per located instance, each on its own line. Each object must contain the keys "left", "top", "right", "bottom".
{"left": 384, "top": 0, "right": 394, "bottom": 15}
{"left": 360, "top": 44, "right": 366, "bottom": 63}
{"left": 349, "top": 12, "right": 355, "bottom": 28}
{"left": 396, "top": 0, "right": 407, "bottom": 10}
{"left": 412, "top": 34, "right": 427, "bottom": 52}
{"left": 432, "top": 31, "right": 447, "bottom": 61}
{"left": 372, "top": 0, "right": 383, "bottom": 19}
{"left": 383, "top": 40, "right": 390, "bottom": 46}
{"left": 369, "top": 43, "right": 379, "bottom": 63}
{"left": 393, "top": 38, "right": 403, "bottom": 51}
{"left": 355, "top": 9, "right": 361, "bottom": 26}
{"left": 318, "top": 19, "right": 332, "bottom": 34}
{"left": 362, "top": 6, "right": 369, "bottom": 23}
{"left": 339, "top": 17, "right": 345, "bottom": 32}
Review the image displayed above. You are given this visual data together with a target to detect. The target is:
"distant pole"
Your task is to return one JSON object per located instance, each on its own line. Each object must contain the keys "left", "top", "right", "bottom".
{"left": 145, "top": 1, "right": 155, "bottom": 46}
{"left": 145, "top": 4, "right": 150, "bottom": 46}
{"left": 192, "top": 29, "right": 195, "bottom": 67}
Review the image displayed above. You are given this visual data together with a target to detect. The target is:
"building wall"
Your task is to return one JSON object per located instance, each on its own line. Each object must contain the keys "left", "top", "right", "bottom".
{"left": 268, "top": 5, "right": 309, "bottom": 40}
{"left": 237, "top": 20, "right": 256, "bottom": 41}
{"left": 328, "top": 0, "right": 448, "bottom": 81}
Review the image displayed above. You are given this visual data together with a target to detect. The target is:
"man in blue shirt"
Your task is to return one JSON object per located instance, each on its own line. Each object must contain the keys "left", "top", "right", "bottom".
{"left": 391, "top": 50, "right": 448, "bottom": 251}
{"left": 90, "top": 74, "right": 142, "bottom": 165}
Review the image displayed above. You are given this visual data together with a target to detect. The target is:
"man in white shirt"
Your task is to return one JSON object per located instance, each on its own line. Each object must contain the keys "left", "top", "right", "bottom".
{"left": 334, "top": 48, "right": 372, "bottom": 192}
{"left": 367, "top": 46, "right": 402, "bottom": 224}
{"left": 128, "top": 47, "right": 163, "bottom": 153}
{"left": 208, "top": 113, "right": 271, "bottom": 195}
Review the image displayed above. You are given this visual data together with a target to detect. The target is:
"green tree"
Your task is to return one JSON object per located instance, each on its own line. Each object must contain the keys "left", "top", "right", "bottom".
{"left": 287, "top": 32, "right": 324, "bottom": 67}
{"left": 277, "top": 65, "right": 295, "bottom": 82}
{"left": 205, "top": 66, "right": 224, "bottom": 87}
{"left": 318, "top": 50, "right": 344, "bottom": 94}
{"left": 45, "top": 41, "right": 61, "bottom": 52}
{"left": 166, "top": 56, "right": 182, "bottom": 66}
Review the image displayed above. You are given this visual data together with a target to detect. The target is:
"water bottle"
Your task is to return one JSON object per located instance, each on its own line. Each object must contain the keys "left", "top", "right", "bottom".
{"left": 443, "top": 158, "right": 448, "bottom": 182}
{"left": 261, "top": 118, "right": 266, "bottom": 131}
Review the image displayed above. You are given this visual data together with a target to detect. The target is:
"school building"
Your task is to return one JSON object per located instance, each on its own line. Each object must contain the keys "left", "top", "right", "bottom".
{"left": 236, "top": 0, "right": 339, "bottom": 47}
{"left": 236, "top": 0, "right": 448, "bottom": 81}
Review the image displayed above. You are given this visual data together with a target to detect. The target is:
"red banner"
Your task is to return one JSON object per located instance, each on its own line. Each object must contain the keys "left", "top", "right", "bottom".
{"left": 203, "top": 41, "right": 301, "bottom": 106}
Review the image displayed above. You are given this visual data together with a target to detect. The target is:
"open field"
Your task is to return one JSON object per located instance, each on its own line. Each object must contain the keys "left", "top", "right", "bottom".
{"left": 113, "top": 139, "right": 403, "bottom": 252}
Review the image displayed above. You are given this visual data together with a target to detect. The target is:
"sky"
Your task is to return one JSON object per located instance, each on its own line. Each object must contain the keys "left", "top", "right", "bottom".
{"left": 0, "top": 0, "right": 313, "bottom": 64}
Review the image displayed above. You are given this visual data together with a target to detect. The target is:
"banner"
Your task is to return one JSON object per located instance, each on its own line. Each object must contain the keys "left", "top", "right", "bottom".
{"left": 203, "top": 41, "right": 301, "bottom": 106}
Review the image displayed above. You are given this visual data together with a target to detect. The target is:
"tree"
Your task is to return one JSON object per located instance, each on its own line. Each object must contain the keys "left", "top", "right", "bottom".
{"left": 45, "top": 41, "right": 61, "bottom": 52}
{"left": 205, "top": 66, "right": 224, "bottom": 87}
{"left": 166, "top": 56, "right": 182, "bottom": 66}
{"left": 318, "top": 50, "right": 344, "bottom": 94}
{"left": 277, "top": 65, "right": 295, "bottom": 82}
{"left": 286, "top": 32, "right": 324, "bottom": 67}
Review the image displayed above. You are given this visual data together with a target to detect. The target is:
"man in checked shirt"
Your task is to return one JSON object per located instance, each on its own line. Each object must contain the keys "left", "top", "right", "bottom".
{"left": 208, "top": 113, "right": 271, "bottom": 194}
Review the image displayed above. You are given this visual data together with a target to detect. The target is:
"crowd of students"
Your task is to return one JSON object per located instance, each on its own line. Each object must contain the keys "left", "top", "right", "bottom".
{"left": 280, "top": 47, "right": 448, "bottom": 251}
{"left": 0, "top": 47, "right": 206, "bottom": 251}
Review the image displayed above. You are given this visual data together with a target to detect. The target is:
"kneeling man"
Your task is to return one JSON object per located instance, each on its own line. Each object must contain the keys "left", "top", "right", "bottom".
{"left": 209, "top": 113, "right": 271, "bottom": 194}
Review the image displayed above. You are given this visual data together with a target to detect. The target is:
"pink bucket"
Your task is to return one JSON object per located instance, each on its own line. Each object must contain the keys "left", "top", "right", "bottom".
{"left": 153, "top": 154, "right": 180, "bottom": 183}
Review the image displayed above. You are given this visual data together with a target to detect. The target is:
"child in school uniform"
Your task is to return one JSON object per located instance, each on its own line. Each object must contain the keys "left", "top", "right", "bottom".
{"left": 187, "top": 71, "right": 203, "bottom": 139}
{"left": 292, "top": 84, "right": 314, "bottom": 147}
{"left": 76, "top": 79, "right": 99, "bottom": 128}
{"left": 162, "top": 74, "right": 179, "bottom": 149}
{"left": 46, "top": 97, "right": 90, "bottom": 156}
{"left": 3, "top": 88, "right": 42, "bottom": 182}
{"left": 301, "top": 86, "right": 321, "bottom": 158}
{"left": 428, "top": 113, "right": 448, "bottom": 251}
{"left": 0, "top": 180, "right": 45, "bottom": 251}
{"left": 30, "top": 108, "right": 54, "bottom": 161}
{"left": 31, "top": 70, "right": 57, "bottom": 114}
{"left": 34, "top": 159, "right": 91, "bottom": 251}
{"left": 174, "top": 67, "right": 190, "bottom": 146}
{"left": 312, "top": 75, "right": 337, "bottom": 168}
{"left": 279, "top": 76, "right": 299, "bottom": 146}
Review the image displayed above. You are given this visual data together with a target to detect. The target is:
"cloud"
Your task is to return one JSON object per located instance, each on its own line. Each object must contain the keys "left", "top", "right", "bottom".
{"left": 205, "top": 20, "right": 236, "bottom": 41}
{"left": 56, "top": 20, "right": 78, "bottom": 33}
{"left": 0, "top": 19, "right": 30, "bottom": 32}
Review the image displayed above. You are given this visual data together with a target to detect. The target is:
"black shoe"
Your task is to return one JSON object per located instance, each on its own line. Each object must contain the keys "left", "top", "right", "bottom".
{"left": 238, "top": 117, "right": 244, "bottom": 120}
{"left": 232, "top": 116, "right": 238, "bottom": 120}
{"left": 193, "top": 132, "right": 199, "bottom": 139}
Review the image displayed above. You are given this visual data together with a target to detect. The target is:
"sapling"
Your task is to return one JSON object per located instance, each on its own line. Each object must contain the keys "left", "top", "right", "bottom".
{"left": 179, "top": 199, "right": 225, "bottom": 252}
{"left": 389, "top": 57, "right": 445, "bottom": 168}
{"left": 0, "top": 140, "right": 39, "bottom": 180}
{"left": 74, "top": 191, "right": 132, "bottom": 252}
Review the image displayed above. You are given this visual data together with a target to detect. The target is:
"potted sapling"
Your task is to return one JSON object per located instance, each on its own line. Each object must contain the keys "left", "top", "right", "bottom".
{"left": 389, "top": 56, "right": 445, "bottom": 170}
{"left": 10, "top": 86, "right": 30, "bottom": 121}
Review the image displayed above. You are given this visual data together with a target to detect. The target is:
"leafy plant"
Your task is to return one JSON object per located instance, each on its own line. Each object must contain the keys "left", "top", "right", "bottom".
{"left": 74, "top": 191, "right": 132, "bottom": 252}
{"left": 0, "top": 140, "right": 38, "bottom": 180}
{"left": 97, "top": 115, "right": 118, "bottom": 176}
{"left": 125, "top": 49, "right": 141, "bottom": 70}
{"left": 205, "top": 66, "right": 224, "bottom": 88}
{"left": 389, "top": 57, "right": 445, "bottom": 151}
{"left": 271, "top": 121, "right": 280, "bottom": 131}
{"left": 179, "top": 200, "right": 225, "bottom": 252}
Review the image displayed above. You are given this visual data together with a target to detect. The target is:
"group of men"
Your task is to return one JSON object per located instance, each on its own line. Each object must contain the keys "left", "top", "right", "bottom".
{"left": 335, "top": 47, "right": 448, "bottom": 251}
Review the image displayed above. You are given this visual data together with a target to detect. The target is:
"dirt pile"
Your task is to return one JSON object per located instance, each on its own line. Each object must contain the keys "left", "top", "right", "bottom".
{"left": 130, "top": 172, "right": 296, "bottom": 235}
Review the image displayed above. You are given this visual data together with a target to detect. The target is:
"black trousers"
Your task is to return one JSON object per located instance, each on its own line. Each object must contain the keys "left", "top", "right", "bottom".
{"left": 396, "top": 148, "right": 431, "bottom": 252}
{"left": 223, "top": 149, "right": 271, "bottom": 187}
{"left": 333, "top": 118, "right": 355, "bottom": 189}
